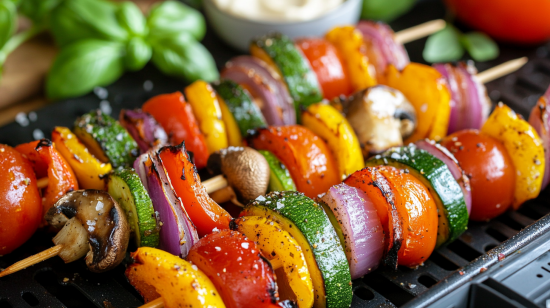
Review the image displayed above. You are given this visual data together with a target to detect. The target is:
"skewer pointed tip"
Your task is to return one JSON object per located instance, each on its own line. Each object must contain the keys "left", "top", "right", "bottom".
{"left": 0, "top": 245, "right": 63, "bottom": 278}
{"left": 395, "top": 19, "right": 446, "bottom": 44}
{"left": 477, "top": 57, "right": 529, "bottom": 84}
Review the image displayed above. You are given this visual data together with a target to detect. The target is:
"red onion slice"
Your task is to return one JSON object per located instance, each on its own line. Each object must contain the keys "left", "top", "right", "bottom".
{"left": 319, "top": 183, "right": 384, "bottom": 279}
{"left": 222, "top": 56, "right": 296, "bottom": 126}
{"left": 415, "top": 140, "right": 472, "bottom": 215}
{"left": 434, "top": 63, "right": 463, "bottom": 134}
{"left": 134, "top": 150, "right": 199, "bottom": 258}
{"left": 120, "top": 109, "right": 168, "bottom": 153}
{"left": 434, "top": 62, "right": 491, "bottom": 133}
{"left": 355, "top": 21, "right": 410, "bottom": 78}
{"left": 528, "top": 87, "right": 550, "bottom": 189}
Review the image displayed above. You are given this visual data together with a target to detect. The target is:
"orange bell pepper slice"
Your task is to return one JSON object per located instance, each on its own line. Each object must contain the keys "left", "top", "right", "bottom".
{"left": 247, "top": 125, "right": 340, "bottom": 199}
{"left": 344, "top": 167, "right": 403, "bottom": 269}
{"left": 15, "top": 139, "right": 78, "bottom": 215}
{"left": 377, "top": 166, "right": 438, "bottom": 267}
{"left": 158, "top": 143, "right": 231, "bottom": 237}
{"left": 126, "top": 247, "right": 226, "bottom": 308}
{"left": 143, "top": 92, "right": 210, "bottom": 169}
{"left": 381, "top": 63, "right": 451, "bottom": 143}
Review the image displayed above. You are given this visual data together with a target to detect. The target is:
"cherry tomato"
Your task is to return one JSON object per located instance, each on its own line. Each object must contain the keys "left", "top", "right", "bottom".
{"left": 0, "top": 144, "right": 42, "bottom": 255}
{"left": 247, "top": 125, "right": 340, "bottom": 199}
{"left": 446, "top": 0, "right": 550, "bottom": 44}
{"left": 295, "top": 38, "right": 352, "bottom": 100}
{"left": 158, "top": 144, "right": 231, "bottom": 237}
{"left": 143, "top": 92, "right": 209, "bottom": 169}
{"left": 16, "top": 139, "right": 79, "bottom": 215}
{"left": 378, "top": 166, "right": 438, "bottom": 267}
{"left": 441, "top": 130, "right": 515, "bottom": 221}
{"left": 187, "top": 230, "right": 280, "bottom": 308}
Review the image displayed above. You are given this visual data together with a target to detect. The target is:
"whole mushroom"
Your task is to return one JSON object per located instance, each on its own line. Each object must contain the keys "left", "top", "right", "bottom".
{"left": 45, "top": 190, "right": 130, "bottom": 273}
{"left": 336, "top": 85, "right": 417, "bottom": 156}
{"left": 207, "top": 147, "right": 270, "bottom": 204}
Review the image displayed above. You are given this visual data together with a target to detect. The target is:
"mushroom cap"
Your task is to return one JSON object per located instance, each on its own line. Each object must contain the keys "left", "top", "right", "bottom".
{"left": 46, "top": 190, "right": 130, "bottom": 273}
{"left": 343, "top": 85, "right": 417, "bottom": 156}
{"left": 207, "top": 147, "right": 270, "bottom": 202}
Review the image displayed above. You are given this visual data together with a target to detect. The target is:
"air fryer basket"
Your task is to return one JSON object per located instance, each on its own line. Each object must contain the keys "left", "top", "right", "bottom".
{"left": 2, "top": 1, "right": 550, "bottom": 307}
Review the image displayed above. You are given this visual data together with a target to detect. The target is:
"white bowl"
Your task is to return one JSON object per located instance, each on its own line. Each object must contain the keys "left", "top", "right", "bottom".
{"left": 203, "top": 0, "right": 362, "bottom": 52}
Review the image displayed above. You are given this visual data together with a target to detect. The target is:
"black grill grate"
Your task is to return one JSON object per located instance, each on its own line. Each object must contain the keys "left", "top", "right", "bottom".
{"left": 2, "top": 1, "right": 550, "bottom": 307}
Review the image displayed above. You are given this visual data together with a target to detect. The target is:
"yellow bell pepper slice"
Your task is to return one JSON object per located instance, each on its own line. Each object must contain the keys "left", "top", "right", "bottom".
{"left": 481, "top": 103, "right": 545, "bottom": 209}
{"left": 302, "top": 103, "right": 364, "bottom": 179}
{"left": 325, "top": 26, "right": 377, "bottom": 92}
{"left": 185, "top": 81, "right": 228, "bottom": 153}
{"left": 51, "top": 126, "right": 112, "bottom": 190}
{"left": 218, "top": 95, "right": 243, "bottom": 147}
{"left": 381, "top": 63, "right": 451, "bottom": 143}
{"left": 232, "top": 216, "right": 314, "bottom": 308}
{"left": 242, "top": 206, "right": 327, "bottom": 308}
{"left": 126, "top": 247, "right": 225, "bottom": 308}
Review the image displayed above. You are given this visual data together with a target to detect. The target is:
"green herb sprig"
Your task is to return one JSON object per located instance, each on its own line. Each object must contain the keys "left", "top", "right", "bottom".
{"left": 423, "top": 24, "right": 499, "bottom": 63}
{"left": 0, "top": 0, "right": 219, "bottom": 100}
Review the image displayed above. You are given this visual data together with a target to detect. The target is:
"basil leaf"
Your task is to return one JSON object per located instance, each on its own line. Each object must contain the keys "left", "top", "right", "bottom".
{"left": 50, "top": 0, "right": 128, "bottom": 46}
{"left": 0, "top": 0, "right": 16, "bottom": 49}
{"left": 151, "top": 33, "right": 218, "bottom": 82}
{"left": 147, "top": 1, "right": 205, "bottom": 41}
{"left": 47, "top": 39, "right": 125, "bottom": 100}
{"left": 117, "top": 2, "right": 147, "bottom": 37}
{"left": 423, "top": 25, "right": 464, "bottom": 63}
{"left": 361, "top": 0, "right": 416, "bottom": 22}
{"left": 124, "top": 36, "right": 151, "bottom": 71}
{"left": 19, "top": 0, "right": 61, "bottom": 24}
{"left": 461, "top": 32, "right": 499, "bottom": 62}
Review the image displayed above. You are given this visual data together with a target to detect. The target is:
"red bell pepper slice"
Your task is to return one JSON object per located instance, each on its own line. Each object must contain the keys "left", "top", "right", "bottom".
{"left": 158, "top": 143, "right": 231, "bottom": 237}
{"left": 143, "top": 92, "right": 209, "bottom": 169}
{"left": 15, "top": 139, "right": 79, "bottom": 215}
{"left": 187, "top": 230, "right": 283, "bottom": 308}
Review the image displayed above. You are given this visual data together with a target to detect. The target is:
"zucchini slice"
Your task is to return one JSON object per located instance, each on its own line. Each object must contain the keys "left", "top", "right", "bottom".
{"left": 366, "top": 145, "right": 468, "bottom": 246}
{"left": 258, "top": 150, "right": 296, "bottom": 192}
{"left": 213, "top": 80, "right": 267, "bottom": 136}
{"left": 250, "top": 33, "right": 323, "bottom": 121}
{"left": 74, "top": 110, "right": 139, "bottom": 168}
{"left": 242, "top": 191, "right": 352, "bottom": 308}
{"left": 106, "top": 168, "right": 159, "bottom": 247}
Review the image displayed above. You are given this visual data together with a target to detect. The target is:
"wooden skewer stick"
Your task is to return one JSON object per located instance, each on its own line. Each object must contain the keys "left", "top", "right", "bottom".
{"left": 394, "top": 19, "right": 446, "bottom": 44}
{"left": 140, "top": 298, "right": 164, "bottom": 308}
{"left": 0, "top": 245, "right": 63, "bottom": 278}
{"left": 477, "top": 57, "right": 528, "bottom": 84}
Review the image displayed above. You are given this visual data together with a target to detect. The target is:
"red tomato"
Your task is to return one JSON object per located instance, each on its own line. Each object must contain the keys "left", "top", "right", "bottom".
{"left": 0, "top": 144, "right": 42, "bottom": 255}
{"left": 295, "top": 38, "right": 352, "bottom": 100}
{"left": 158, "top": 144, "right": 231, "bottom": 237}
{"left": 446, "top": 0, "right": 550, "bottom": 44}
{"left": 187, "top": 230, "right": 279, "bottom": 308}
{"left": 247, "top": 125, "right": 340, "bottom": 199}
{"left": 16, "top": 139, "right": 79, "bottom": 216}
{"left": 441, "top": 130, "right": 515, "bottom": 221}
{"left": 378, "top": 166, "right": 438, "bottom": 267}
{"left": 143, "top": 92, "right": 209, "bottom": 169}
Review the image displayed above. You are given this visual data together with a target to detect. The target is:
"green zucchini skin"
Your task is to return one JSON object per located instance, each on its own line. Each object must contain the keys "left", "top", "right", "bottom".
{"left": 258, "top": 150, "right": 296, "bottom": 192}
{"left": 213, "top": 80, "right": 267, "bottom": 136}
{"left": 244, "top": 191, "right": 353, "bottom": 308}
{"left": 252, "top": 33, "right": 323, "bottom": 121}
{"left": 106, "top": 168, "right": 159, "bottom": 248}
{"left": 366, "top": 145, "right": 469, "bottom": 246}
{"left": 74, "top": 110, "right": 139, "bottom": 168}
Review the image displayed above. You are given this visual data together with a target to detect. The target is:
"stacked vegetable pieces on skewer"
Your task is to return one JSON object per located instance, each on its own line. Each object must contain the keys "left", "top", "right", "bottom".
{"left": 0, "top": 19, "right": 540, "bottom": 308}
